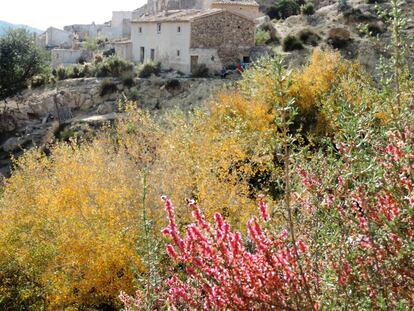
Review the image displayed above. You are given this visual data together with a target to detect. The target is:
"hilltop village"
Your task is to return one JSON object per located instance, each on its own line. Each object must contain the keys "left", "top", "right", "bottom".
{"left": 38, "top": 0, "right": 265, "bottom": 74}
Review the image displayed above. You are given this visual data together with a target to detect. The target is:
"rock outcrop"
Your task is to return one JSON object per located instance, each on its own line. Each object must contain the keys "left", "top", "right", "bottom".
{"left": 0, "top": 76, "right": 227, "bottom": 177}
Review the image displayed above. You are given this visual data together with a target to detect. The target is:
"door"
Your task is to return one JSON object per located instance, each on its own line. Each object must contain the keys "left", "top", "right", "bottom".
{"left": 140, "top": 47, "right": 145, "bottom": 63}
{"left": 191, "top": 55, "right": 198, "bottom": 74}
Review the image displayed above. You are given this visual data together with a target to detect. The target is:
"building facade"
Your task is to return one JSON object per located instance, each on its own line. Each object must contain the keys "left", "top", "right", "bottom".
{"left": 37, "top": 27, "right": 74, "bottom": 49}
{"left": 130, "top": 9, "right": 255, "bottom": 74}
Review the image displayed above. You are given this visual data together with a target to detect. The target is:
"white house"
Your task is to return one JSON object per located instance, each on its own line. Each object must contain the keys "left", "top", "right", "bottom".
{"left": 130, "top": 9, "right": 256, "bottom": 74}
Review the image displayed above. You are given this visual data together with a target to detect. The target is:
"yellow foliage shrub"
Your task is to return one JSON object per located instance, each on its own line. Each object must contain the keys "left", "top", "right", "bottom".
{"left": 0, "top": 140, "right": 145, "bottom": 309}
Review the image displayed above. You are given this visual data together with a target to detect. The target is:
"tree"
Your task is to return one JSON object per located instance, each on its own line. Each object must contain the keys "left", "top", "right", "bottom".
{"left": 0, "top": 29, "right": 48, "bottom": 100}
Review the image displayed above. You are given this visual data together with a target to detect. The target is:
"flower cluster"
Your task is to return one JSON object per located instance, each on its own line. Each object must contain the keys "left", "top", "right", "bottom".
{"left": 161, "top": 196, "right": 313, "bottom": 310}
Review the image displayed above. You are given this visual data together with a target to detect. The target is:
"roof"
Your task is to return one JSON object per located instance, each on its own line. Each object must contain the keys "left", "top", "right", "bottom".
{"left": 131, "top": 8, "right": 255, "bottom": 23}
{"left": 212, "top": 0, "right": 259, "bottom": 7}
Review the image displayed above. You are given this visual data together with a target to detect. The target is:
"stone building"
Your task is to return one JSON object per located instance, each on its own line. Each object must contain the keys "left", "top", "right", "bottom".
{"left": 63, "top": 23, "right": 112, "bottom": 41}
{"left": 210, "top": 0, "right": 261, "bottom": 19}
{"left": 130, "top": 9, "right": 256, "bottom": 74}
{"left": 37, "top": 27, "right": 74, "bottom": 49}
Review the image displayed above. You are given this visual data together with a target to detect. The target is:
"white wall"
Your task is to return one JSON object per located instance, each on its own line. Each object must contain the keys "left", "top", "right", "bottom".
{"left": 111, "top": 11, "right": 133, "bottom": 39}
{"left": 115, "top": 41, "right": 133, "bottom": 61}
{"left": 51, "top": 49, "right": 92, "bottom": 68}
{"left": 189, "top": 48, "right": 222, "bottom": 73}
{"left": 46, "top": 28, "right": 73, "bottom": 48}
{"left": 131, "top": 22, "right": 192, "bottom": 73}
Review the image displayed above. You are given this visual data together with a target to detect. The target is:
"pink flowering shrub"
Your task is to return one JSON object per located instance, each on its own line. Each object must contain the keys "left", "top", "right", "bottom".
{"left": 120, "top": 129, "right": 414, "bottom": 310}
{"left": 298, "top": 128, "right": 414, "bottom": 308}
{"left": 160, "top": 196, "right": 316, "bottom": 310}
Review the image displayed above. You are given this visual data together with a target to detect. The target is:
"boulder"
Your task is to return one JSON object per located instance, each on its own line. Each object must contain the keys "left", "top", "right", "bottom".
{"left": 2, "top": 136, "right": 31, "bottom": 152}
{"left": 97, "top": 102, "right": 114, "bottom": 115}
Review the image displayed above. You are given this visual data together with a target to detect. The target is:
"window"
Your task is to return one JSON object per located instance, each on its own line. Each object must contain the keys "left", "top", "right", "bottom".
{"left": 177, "top": 50, "right": 180, "bottom": 57}
{"left": 151, "top": 49, "right": 155, "bottom": 61}
{"left": 211, "top": 56, "right": 215, "bottom": 61}
{"left": 177, "top": 26, "right": 181, "bottom": 33}
{"left": 157, "top": 23, "right": 161, "bottom": 33}
{"left": 139, "top": 27, "right": 142, "bottom": 33}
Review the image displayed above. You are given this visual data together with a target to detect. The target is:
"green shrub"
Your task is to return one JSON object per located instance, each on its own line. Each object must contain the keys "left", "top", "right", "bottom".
{"left": 126, "top": 89, "right": 142, "bottom": 102}
{"left": 122, "top": 75, "right": 135, "bottom": 88}
{"left": 256, "top": 29, "right": 271, "bottom": 45}
{"left": 84, "top": 38, "right": 98, "bottom": 52}
{"left": 259, "top": 22, "right": 280, "bottom": 44}
{"left": 81, "top": 64, "right": 95, "bottom": 77}
{"left": 338, "top": 0, "right": 349, "bottom": 12}
{"left": 56, "top": 66, "right": 67, "bottom": 81}
{"left": 96, "top": 62, "right": 111, "bottom": 78}
{"left": 138, "top": 62, "right": 161, "bottom": 78}
{"left": 192, "top": 64, "right": 209, "bottom": 78}
{"left": 106, "top": 56, "right": 134, "bottom": 78}
{"left": 70, "top": 65, "right": 81, "bottom": 78}
{"left": 99, "top": 80, "right": 118, "bottom": 97}
{"left": 297, "top": 29, "right": 321, "bottom": 46}
{"left": 282, "top": 35, "right": 304, "bottom": 51}
{"left": 301, "top": 2, "right": 315, "bottom": 15}
{"left": 30, "top": 74, "right": 49, "bottom": 88}
{"left": 266, "top": 0, "right": 300, "bottom": 19}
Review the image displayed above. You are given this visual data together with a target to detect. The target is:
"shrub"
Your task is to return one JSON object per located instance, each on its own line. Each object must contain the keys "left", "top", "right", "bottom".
{"left": 260, "top": 22, "right": 280, "bottom": 44}
{"left": 297, "top": 28, "right": 321, "bottom": 46}
{"left": 165, "top": 78, "right": 181, "bottom": 91}
{"left": 282, "top": 34, "right": 304, "bottom": 51}
{"left": 103, "top": 48, "right": 116, "bottom": 58}
{"left": 106, "top": 56, "right": 134, "bottom": 78}
{"left": 126, "top": 89, "right": 142, "bottom": 102}
{"left": 367, "top": 22, "right": 385, "bottom": 35}
{"left": 0, "top": 140, "right": 146, "bottom": 309}
{"left": 30, "top": 74, "right": 49, "bottom": 88}
{"left": 0, "top": 28, "right": 49, "bottom": 100}
{"left": 99, "top": 79, "right": 118, "bottom": 97}
{"left": 77, "top": 56, "right": 87, "bottom": 64}
{"left": 122, "top": 75, "right": 135, "bottom": 88}
{"left": 301, "top": 2, "right": 315, "bottom": 15}
{"left": 338, "top": 0, "right": 349, "bottom": 11}
{"left": 138, "top": 62, "right": 161, "bottom": 78}
{"left": 81, "top": 64, "right": 95, "bottom": 77}
{"left": 121, "top": 196, "right": 313, "bottom": 309}
{"left": 255, "top": 29, "right": 271, "bottom": 45}
{"left": 192, "top": 64, "right": 209, "bottom": 77}
{"left": 96, "top": 62, "right": 111, "bottom": 77}
{"left": 94, "top": 55, "right": 104, "bottom": 64}
{"left": 327, "top": 27, "right": 351, "bottom": 49}
{"left": 56, "top": 66, "right": 67, "bottom": 80}
{"left": 266, "top": 0, "right": 300, "bottom": 19}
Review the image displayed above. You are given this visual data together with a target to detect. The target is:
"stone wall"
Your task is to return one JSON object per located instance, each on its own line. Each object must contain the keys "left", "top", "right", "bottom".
{"left": 210, "top": 3, "right": 261, "bottom": 19}
{"left": 190, "top": 11, "right": 255, "bottom": 65}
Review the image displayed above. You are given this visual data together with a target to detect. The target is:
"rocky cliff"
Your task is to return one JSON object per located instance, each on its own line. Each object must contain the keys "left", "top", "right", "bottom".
{"left": 0, "top": 76, "right": 227, "bottom": 177}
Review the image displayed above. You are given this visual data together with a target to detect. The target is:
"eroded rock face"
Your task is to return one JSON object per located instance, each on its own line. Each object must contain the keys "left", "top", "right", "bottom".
{"left": 0, "top": 76, "right": 227, "bottom": 177}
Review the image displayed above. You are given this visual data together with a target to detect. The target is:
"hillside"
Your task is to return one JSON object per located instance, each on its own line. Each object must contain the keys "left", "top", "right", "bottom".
{"left": 0, "top": 1, "right": 413, "bottom": 309}
{"left": 0, "top": 20, "right": 43, "bottom": 36}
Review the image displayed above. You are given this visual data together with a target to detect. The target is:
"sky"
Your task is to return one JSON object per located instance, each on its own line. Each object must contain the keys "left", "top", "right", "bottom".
{"left": 1, "top": 0, "right": 147, "bottom": 30}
